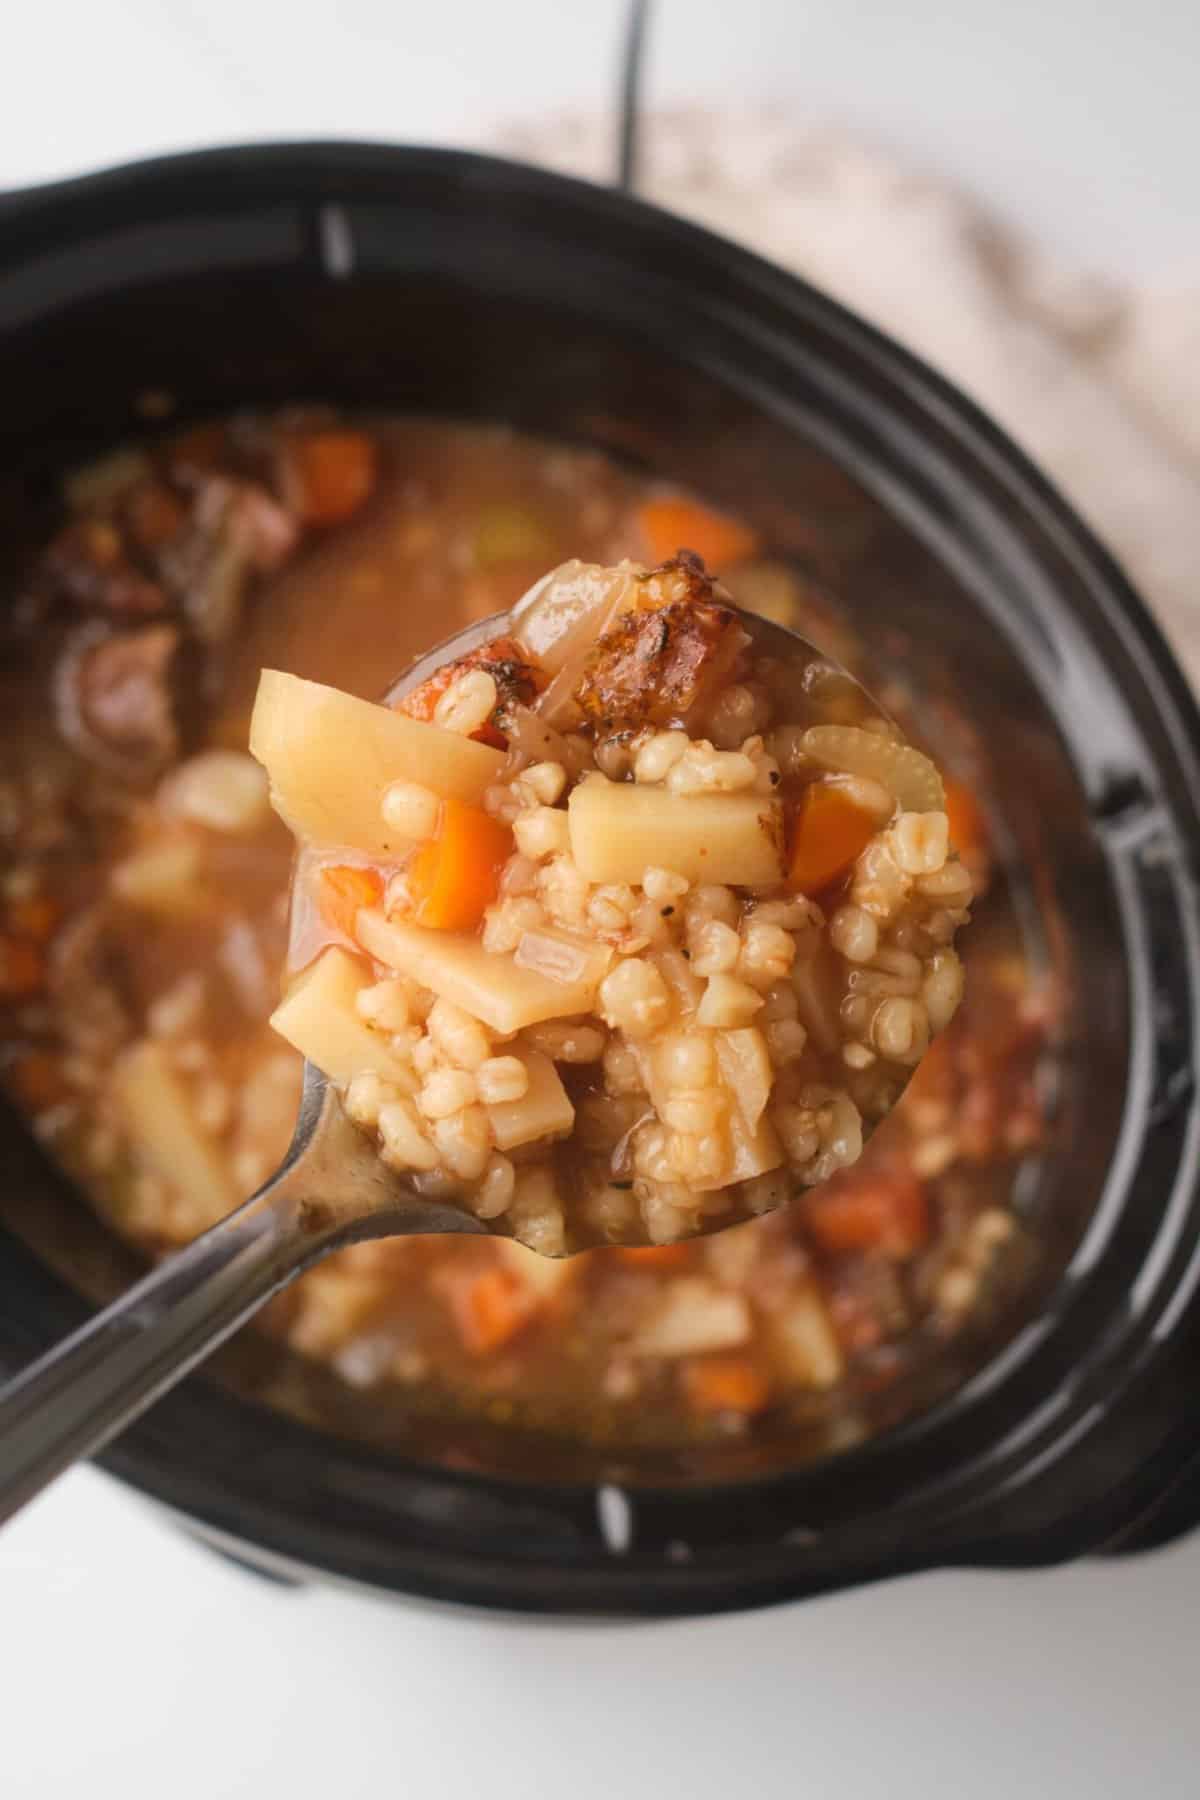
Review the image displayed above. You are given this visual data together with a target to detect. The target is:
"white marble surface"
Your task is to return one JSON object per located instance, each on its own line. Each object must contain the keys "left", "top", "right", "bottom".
{"left": 3, "top": 6, "right": 1199, "bottom": 1796}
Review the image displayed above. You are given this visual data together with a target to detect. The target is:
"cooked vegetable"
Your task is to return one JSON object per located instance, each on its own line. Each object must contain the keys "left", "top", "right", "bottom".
{"left": 768, "top": 1287, "right": 845, "bottom": 1387}
{"left": 638, "top": 497, "right": 759, "bottom": 571}
{"left": 405, "top": 799, "right": 512, "bottom": 932}
{"left": 0, "top": 937, "right": 45, "bottom": 1000}
{"left": 472, "top": 503, "right": 557, "bottom": 568}
{"left": 7, "top": 1049, "right": 70, "bottom": 1112}
{"left": 270, "top": 947, "right": 419, "bottom": 1089}
{"left": 110, "top": 1041, "right": 237, "bottom": 1223}
{"left": 614, "top": 1244, "right": 691, "bottom": 1269}
{"left": 634, "top": 1278, "right": 752, "bottom": 1356}
{"left": 944, "top": 777, "right": 986, "bottom": 859}
{"left": 281, "top": 429, "right": 377, "bottom": 526}
{"left": 700, "top": 1110, "right": 784, "bottom": 1190}
{"left": 802, "top": 725, "right": 945, "bottom": 812}
{"left": 397, "top": 636, "right": 542, "bottom": 745}
{"left": 318, "top": 865, "right": 385, "bottom": 940}
{"left": 714, "top": 1027, "right": 773, "bottom": 1131}
{"left": 497, "top": 1236, "right": 575, "bottom": 1295}
{"left": 804, "top": 1172, "right": 930, "bottom": 1256}
{"left": 110, "top": 841, "right": 205, "bottom": 916}
{"left": 787, "top": 780, "right": 879, "bottom": 895}
{"left": 449, "top": 1266, "right": 539, "bottom": 1353}
{"left": 682, "top": 1353, "right": 770, "bottom": 1414}
{"left": 516, "top": 926, "right": 614, "bottom": 990}
{"left": 250, "top": 671, "right": 505, "bottom": 856}
{"left": 356, "top": 909, "right": 613, "bottom": 1034}
{"left": 510, "top": 560, "right": 635, "bottom": 675}
{"left": 568, "top": 777, "right": 784, "bottom": 887}
{"left": 158, "top": 749, "right": 271, "bottom": 836}
{"left": 485, "top": 1050, "right": 575, "bottom": 1151}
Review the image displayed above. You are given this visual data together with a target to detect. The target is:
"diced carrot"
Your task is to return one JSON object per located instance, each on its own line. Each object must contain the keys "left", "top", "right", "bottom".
{"left": 944, "top": 778, "right": 987, "bottom": 860}
{"left": 0, "top": 937, "right": 45, "bottom": 1000}
{"left": 318, "top": 864, "right": 384, "bottom": 940}
{"left": 406, "top": 799, "right": 512, "bottom": 932}
{"left": 805, "top": 1173, "right": 930, "bottom": 1258}
{"left": 396, "top": 635, "right": 539, "bottom": 745}
{"left": 615, "top": 1244, "right": 692, "bottom": 1269}
{"left": 450, "top": 1266, "right": 539, "bottom": 1354}
{"left": 682, "top": 1353, "right": 771, "bottom": 1415}
{"left": 638, "top": 496, "right": 759, "bottom": 572}
{"left": 284, "top": 430, "right": 377, "bottom": 527}
{"left": 905, "top": 1027, "right": 955, "bottom": 1105}
{"left": 5, "top": 895, "right": 61, "bottom": 943}
{"left": 6, "top": 1050, "right": 69, "bottom": 1112}
{"left": 786, "top": 780, "right": 878, "bottom": 896}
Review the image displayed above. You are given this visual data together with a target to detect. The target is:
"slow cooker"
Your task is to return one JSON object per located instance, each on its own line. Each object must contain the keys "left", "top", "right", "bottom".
{"left": 1, "top": 143, "right": 1198, "bottom": 1614}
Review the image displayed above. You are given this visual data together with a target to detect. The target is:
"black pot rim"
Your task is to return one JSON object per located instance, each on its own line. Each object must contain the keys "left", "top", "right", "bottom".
{"left": 4, "top": 138, "right": 1200, "bottom": 1615}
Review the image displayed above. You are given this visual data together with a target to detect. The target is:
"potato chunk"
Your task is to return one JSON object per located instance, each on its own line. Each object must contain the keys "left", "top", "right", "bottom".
{"left": 568, "top": 777, "right": 784, "bottom": 887}
{"left": 270, "top": 946, "right": 418, "bottom": 1088}
{"left": 356, "top": 909, "right": 613, "bottom": 1034}
{"left": 110, "top": 1041, "right": 237, "bottom": 1222}
{"left": 250, "top": 670, "right": 505, "bottom": 857}
{"left": 486, "top": 1050, "right": 575, "bottom": 1151}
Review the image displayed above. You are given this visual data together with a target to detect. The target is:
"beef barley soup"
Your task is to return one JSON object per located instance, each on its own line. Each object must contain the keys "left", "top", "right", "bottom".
{"left": 0, "top": 413, "right": 1056, "bottom": 1450}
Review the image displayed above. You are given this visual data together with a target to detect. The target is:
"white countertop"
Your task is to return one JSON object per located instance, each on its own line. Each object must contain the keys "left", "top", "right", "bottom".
{"left": 3, "top": 5, "right": 1199, "bottom": 1795}
{"left": 4, "top": 1466, "right": 1196, "bottom": 1798}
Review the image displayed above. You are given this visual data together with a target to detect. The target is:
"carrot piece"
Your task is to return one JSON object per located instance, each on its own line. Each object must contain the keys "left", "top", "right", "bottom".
{"left": 318, "top": 864, "right": 384, "bottom": 940}
{"left": 166, "top": 422, "right": 228, "bottom": 477}
{"left": 0, "top": 937, "right": 45, "bottom": 1000}
{"left": 6, "top": 1050, "right": 69, "bottom": 1112}
{"left": 805, "top": 1173, "right": 930, "bottom": 1257}
{"left": 944, "top": 778, "right": 987, "bottom": 859}
{"left": 450, "top": 1266, "right": 538, "bottom": 1354}
{"left": 682, "top": 1353, "right": 771, "bottom": 1415}
{"left": 406, "top": 799, "right": 512, "bottom": 932}
{"left": 396, "top": 635, "right": 539, "bottom": 744}
{"left": 284, "top": 430, "right": 377, "bottom": 526}
{"left": 787, "top": 780, "right": 879, "bottom": 896}
{"left": 638, "top": 496, "right": 759, "bottom": 571}
{"left": 5, "top": 895, "right": 61, "bottom": 943}
{"left": 615, "top": 1244, "right": 692, "bottom": 1269}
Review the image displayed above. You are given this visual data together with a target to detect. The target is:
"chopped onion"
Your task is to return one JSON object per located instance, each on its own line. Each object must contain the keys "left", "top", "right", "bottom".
{"left": 510, "top": 559, "right": 635, "bottom": 673}
{"left": 511, "top": 559, "right": 640, "bottom": 724}
{"left": 514, "top": 927, "right": 591, "bottom": 985}
{"left": 504, "top": 704, "right": 573, "bottom": 768}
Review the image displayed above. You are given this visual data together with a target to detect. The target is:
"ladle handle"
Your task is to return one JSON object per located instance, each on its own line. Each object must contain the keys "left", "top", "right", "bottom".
{"left": 0, "top": 1157, "right": 317, "bottom": 1524}
{"left": 0, "top": 1068, "right": 480, "bottom": 1525}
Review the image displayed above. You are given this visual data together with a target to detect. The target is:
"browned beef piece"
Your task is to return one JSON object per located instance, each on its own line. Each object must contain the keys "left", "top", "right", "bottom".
{"left": 55, "top": 623, "right": 182, "bottom": 776}
{"left": 575, "top": 558, "right": 746, "bottom": 731}
{"left": 41, "top": 518, "right": 166, "bottom": 618}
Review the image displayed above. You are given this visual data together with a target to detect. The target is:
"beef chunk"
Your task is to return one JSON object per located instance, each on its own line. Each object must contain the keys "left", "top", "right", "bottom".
{"left": 41, "top": 517, "right": 166, "bottom": 618}
{"left": 55, "top": 623, "right": 182, "bottom": 776}
{"left": 575, "top": 558, "right": 747, "bottom": 730}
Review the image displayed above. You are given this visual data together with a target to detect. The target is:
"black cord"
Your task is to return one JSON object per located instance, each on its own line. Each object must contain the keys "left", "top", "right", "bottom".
{"left": 617, "top": 0, "right": 650, "bottom": 192}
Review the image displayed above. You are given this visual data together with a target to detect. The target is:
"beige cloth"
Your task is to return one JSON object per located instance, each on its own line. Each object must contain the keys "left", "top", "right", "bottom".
{"left": 501, "top": 110, "right": 1200, "bottom": 682}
